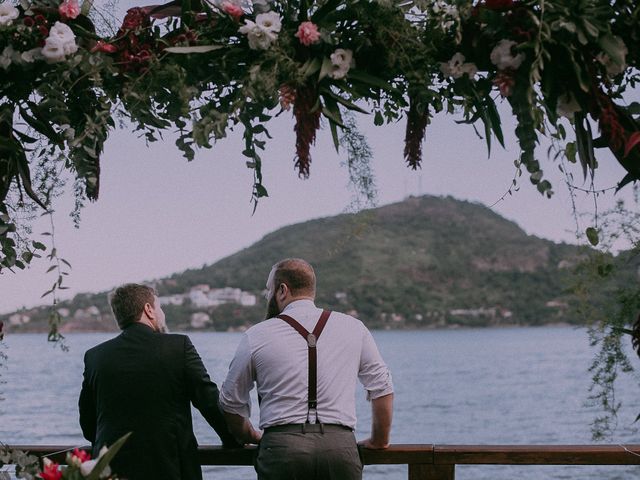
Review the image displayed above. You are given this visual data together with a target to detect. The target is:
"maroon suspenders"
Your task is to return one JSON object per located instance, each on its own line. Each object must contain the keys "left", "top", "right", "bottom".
{"left": 277, "top": 309, "right": 331, "bottom": 423}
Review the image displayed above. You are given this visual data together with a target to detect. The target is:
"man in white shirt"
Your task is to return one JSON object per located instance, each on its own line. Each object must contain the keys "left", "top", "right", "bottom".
{"left": 220, "top": 258, "right": 394, "bottom": 479}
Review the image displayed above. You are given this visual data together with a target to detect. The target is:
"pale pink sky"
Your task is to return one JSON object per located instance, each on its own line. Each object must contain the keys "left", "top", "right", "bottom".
{"left": 0, "top": 2, "right": 637, "bottom": 313}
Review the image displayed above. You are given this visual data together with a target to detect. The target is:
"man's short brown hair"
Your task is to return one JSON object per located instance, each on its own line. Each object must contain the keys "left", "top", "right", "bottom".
{"left": 110, "top": 283, "right": 156, "bottom": 329}
{"left": 272, "top": 258, "right": 316, "bottom": 297}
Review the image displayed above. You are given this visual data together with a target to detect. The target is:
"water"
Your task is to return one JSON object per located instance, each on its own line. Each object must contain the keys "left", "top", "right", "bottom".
{"left": 1, "top": 327, "right": 640, "bottom": 479}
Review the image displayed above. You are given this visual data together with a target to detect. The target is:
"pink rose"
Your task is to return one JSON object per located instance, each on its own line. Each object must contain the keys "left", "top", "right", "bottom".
{"left": 295, "top": 21, "right": 320, "bottom": 46}
{"left": 58, "top": 0, "right": 80, "bottom": 20}
{"left": 221, "top": 1, "right": 243, "bottom": 21}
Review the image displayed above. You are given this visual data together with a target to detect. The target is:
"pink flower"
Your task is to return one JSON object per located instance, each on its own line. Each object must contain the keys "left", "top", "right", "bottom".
{"left": 221, "top": 1, "right": 243, "bottom": 21}
{"left": 58, "top": 0, "right": 80, "bottom": 20}
{"left": 295, "top": 21, "right": 320, "bottom": 46}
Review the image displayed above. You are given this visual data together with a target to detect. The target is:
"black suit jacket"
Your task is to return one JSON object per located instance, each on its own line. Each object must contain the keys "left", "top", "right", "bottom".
{"left": 79, "top": 323, "right": 239, "bottom": 480}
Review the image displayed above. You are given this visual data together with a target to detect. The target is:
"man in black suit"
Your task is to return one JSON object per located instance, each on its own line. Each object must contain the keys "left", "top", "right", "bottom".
{"left": 79, "top": 283, "right": 239, "bottom": 480}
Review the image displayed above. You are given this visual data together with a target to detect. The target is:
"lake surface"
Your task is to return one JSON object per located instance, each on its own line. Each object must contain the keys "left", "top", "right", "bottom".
{"left": 1, "top": 327, "right": 640, "bottom": 479}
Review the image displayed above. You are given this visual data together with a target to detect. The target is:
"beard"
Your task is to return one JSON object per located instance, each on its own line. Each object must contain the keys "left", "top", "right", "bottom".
{"left": 265, "top": 294, "right": 281, "bottom": 319}
{"left": 155, "top": 316, "right": 169, "bottom": 334}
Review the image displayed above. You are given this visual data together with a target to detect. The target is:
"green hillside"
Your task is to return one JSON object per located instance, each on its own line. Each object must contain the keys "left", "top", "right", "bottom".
{"left": 2, "top": 195, "right": 595, "bottom": 332}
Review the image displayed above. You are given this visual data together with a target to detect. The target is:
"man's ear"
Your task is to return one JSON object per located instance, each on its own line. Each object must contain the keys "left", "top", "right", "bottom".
{"left": 277, "top": 283, "right": 288, "bottom": 301}
{"left": 143, "top": 302, "right": 155, "bottom": 320}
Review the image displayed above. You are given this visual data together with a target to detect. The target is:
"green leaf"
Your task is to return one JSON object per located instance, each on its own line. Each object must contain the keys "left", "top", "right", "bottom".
{"left": 586, "top": 227, "right": 599, "bottom": 246}
{"left": 347, "top": 70, "right": 400, "bottom": 94}
{"left": 598, "top": 34, "right": 626, "bottom": 68}
{"left": 254, "top": 184, "right": 269, "bottom": 198}
{"left": 85, "top": 433, "right": 131, "bottom": 480}
{"left": 322, "top": 88, "right": 369, "bottom": 114}
{"left": 329, "top": 120, "right": 340, "bottom": 154}
{"left": 32, "top": 241, "right": 46, "bottom": 251}
{"left": 164, "top": 45, "right": 224, "bottom": 54}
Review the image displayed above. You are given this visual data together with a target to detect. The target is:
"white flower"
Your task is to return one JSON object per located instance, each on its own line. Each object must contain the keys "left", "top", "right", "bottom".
{"left": 238, "top": 13, "right": 281, "bottom": 50}
{"left": 238, "top": 21, "right": 275, "bottom": 49}
{"left": 20, "top": 47, "right": 42, "bottom": 63}
{"left": 41, "top": 22, "right": 77, "bottom": 62}
{"left": 80, "top": 446, "right": 111, "bottom": 479}
{"left": 328, "top": 48, "right": 353, "bottom": 80}
{"left": 596, "top": 38, "right": 627, "bottom": 77}
{"left": 0, "top": 2, "right": 19, "bottom": 27}
{"left": 0, "top": 45, "right": 16, "bottom": 69}
{"left": 490, "top": 39, "right": 525, "bottom": 70}
{"left": 41, "top": 37, "right": 67, "bottom": 63}
{"left": 440, "top": 52, "right": 477, "bottom": 79}
{"left": 255, "top": 11, "right": 280, "bottom": 33}
{"left": 556, "top": 93, "right": 581, "bottom": 120}
{"left": 48, "top": 21, "right": 76, "bottom": 45}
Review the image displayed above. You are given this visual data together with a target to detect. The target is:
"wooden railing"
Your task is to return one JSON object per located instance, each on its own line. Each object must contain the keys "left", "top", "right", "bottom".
{"left": 8, "top": 444, "right": 640, "bottom": 479}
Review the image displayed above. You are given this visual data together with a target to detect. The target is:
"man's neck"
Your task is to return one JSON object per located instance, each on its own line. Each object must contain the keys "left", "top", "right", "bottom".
{"left": 281, "top": 296, "right": 315, "bottom": 311}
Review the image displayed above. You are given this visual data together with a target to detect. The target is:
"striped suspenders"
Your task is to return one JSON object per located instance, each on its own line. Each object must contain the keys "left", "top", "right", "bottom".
{"left": 277, "top": 310, "right": 331, "bottom": 424}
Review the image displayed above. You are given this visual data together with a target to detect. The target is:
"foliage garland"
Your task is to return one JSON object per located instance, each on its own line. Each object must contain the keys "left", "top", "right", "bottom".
{"left": 0, "top": 0, "right": 639, "bottom": 271}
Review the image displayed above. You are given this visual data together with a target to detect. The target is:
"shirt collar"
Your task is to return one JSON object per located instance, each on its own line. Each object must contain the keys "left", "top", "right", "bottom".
{"left": 282, "top": 299, "right": 316, "bottom": 313}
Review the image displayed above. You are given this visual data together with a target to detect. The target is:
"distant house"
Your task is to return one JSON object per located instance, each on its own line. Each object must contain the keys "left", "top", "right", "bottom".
{"left": 190, "top": 312, "right": 212, "bottom": 329}
{"left": 159, "top": 295, "right": 185, "bottom": 306}
{"left": 9, "top": 313, "right": 30, "bottom": 325}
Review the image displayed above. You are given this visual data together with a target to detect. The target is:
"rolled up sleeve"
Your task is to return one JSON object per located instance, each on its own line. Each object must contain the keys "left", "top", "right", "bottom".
{"left": 358, "top": 328, "right": 394, "bottom": 401}
{"left": 220, "top": 333, "right": 254, "bottom": 418}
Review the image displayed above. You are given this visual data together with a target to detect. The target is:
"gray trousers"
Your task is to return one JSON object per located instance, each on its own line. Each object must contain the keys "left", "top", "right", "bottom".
{"left": 255, "top": 424, "right": 363, "bottom": 480}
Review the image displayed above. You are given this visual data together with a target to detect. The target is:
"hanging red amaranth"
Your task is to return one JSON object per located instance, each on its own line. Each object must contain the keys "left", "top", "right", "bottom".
{"left": 293, "top": 85, "right": 321, "bottom": 178}
{"left": 589, "top": 86, "right": 640, "bottom": 183}
{"left": 403, "top": 96, "right": 429, "bottom": 169}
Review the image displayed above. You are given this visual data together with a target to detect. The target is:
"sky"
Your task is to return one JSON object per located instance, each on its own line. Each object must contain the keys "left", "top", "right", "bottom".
{"left": 1, "top": 106, "right": 635, "bottom": 314}
{"left": 0, "top": 2, "right": 638, "bottom": 314}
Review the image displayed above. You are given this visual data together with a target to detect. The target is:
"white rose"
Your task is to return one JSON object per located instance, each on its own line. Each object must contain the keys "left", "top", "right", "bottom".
{"left": 41, "top": 36, "right": 67, "bottom": 63}
{"left": 42, "top": 21, "right": 77, "bottom": 61}
{"left": 0, "top": 2, "right": 19, "bottom": 27}
{"left": 490, "top": 39, "right": 525, "bottom": 70}
{"left": 48, "top": 21, "right": 76, "bottom": 45}
{"left": 0, "top": 45, "right": 16, "bottom": 69}
{"left": 556, "top": 93, "right": 581, "bottom": 120}
{"left": 20, "top": 47, "right": 42, "bottom": 63}
{"left": 328, "top": 48, "right": 353, "bottom": 80}
{"left": 255, "top": 11, "right": 281, "bottom": 33}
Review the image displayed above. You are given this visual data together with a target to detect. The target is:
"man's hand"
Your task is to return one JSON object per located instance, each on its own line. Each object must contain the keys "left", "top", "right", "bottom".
{"left": 358, "top": 437, "right": 389, "bottom": 449}
{"left": 224, "top": 411, "right": 262, "bottom": 445}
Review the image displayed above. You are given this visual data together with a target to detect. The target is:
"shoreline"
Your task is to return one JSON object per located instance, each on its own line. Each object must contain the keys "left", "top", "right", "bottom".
{"left": 1, "top": 321, "right": 583, "bottom": 336}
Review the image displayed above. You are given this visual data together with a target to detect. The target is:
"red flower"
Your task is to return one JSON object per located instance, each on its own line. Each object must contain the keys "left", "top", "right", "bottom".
{"left": 492, "top": 70, "right": 516, "bottom": 97}
{"left": 91, "top": 40, "right": 118, "bottom": 53}
{"left": 484, "top": 0, "right": 514, "bottom": 9}
{"left": 71, "top": 448, "right": 91, "bottom": 463}
{"left": 121, "top": 7, "right": 148, "bottom": 31}
{"left": 34, "top": 14, "right": 47, "bottom": 25}
{"left": 38, "top": 26, "right": 49, "bottom": 37}
{"left": 23, "top": 17, "right": 35, "bottom": 27}
{"left": 39, "top": 461, "right": 62, "bottom": 480}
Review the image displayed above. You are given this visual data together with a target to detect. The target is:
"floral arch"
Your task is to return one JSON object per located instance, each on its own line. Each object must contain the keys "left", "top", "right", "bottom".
{"left": 0, "top": 0, "right": 639, "bottom": 269}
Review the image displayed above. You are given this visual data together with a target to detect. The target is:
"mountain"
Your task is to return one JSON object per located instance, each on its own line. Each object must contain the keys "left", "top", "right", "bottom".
{"left": 1, "top": 195, "right": 595, "bottom": 333}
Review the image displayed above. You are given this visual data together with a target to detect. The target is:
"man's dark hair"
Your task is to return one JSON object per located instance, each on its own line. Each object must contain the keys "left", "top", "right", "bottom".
{"left": 272, "top": 258, "right": 316, "bottom": 297}
{"left": 110, "top": 283, "right": 156, "bottom": 329}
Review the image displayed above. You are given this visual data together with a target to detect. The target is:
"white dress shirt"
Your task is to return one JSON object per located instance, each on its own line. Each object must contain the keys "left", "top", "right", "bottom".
{"left": 220, "top": 299, "right": 393, "bottom": 429}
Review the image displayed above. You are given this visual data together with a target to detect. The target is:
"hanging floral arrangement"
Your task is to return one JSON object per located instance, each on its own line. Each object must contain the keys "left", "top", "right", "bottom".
{"left": 0, "top": 0, "right": 639, "bottom": 269}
